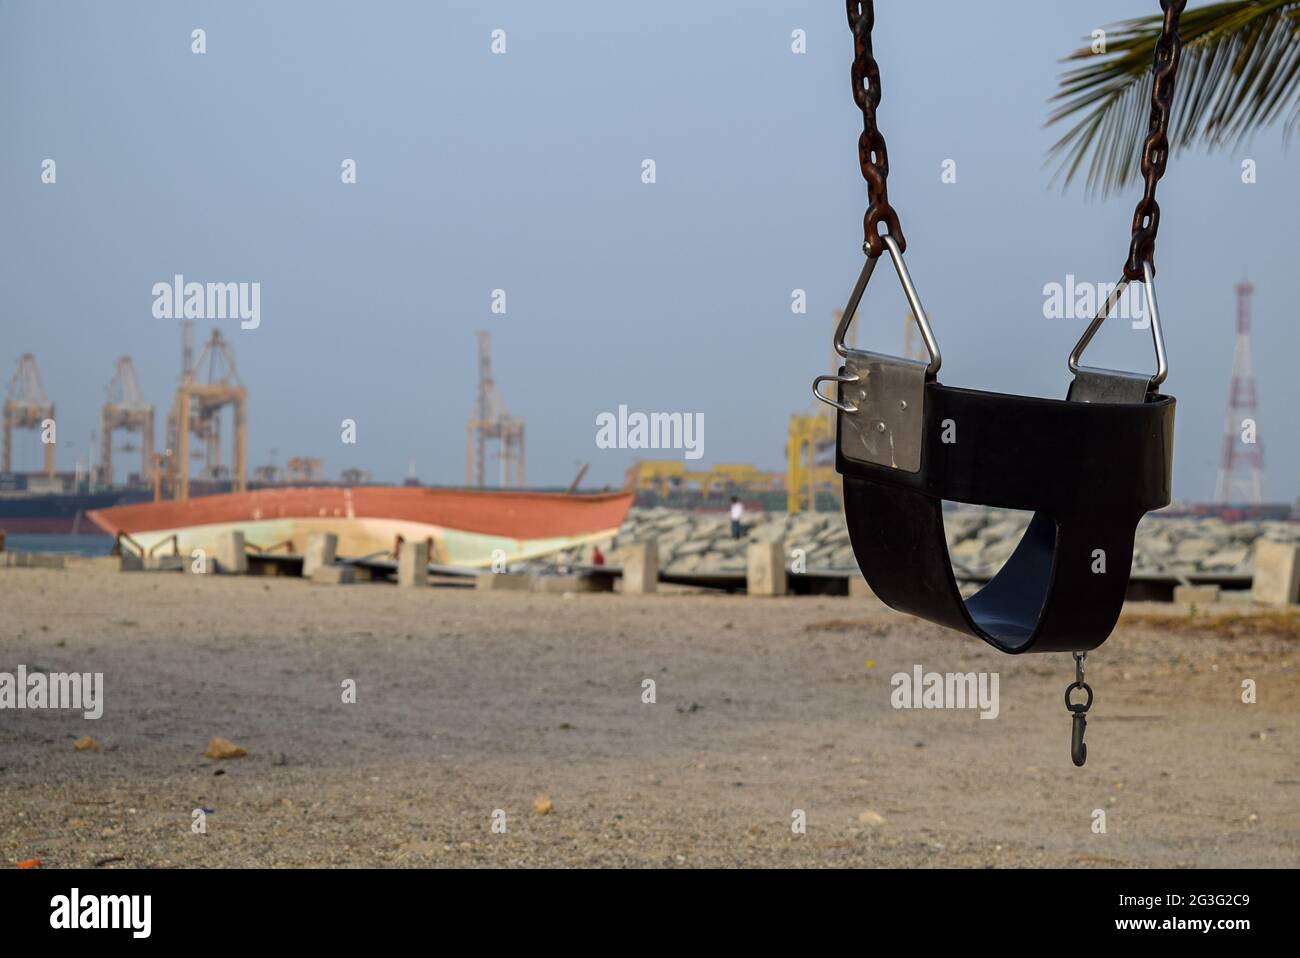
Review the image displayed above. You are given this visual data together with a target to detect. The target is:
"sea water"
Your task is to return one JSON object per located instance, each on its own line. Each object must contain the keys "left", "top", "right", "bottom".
{"left": 2, "top": 534, "right": 114, "bottom": 557}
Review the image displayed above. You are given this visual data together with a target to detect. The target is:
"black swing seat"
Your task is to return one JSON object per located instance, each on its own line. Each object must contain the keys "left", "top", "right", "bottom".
{"left": 836, "top": 362, "right": 1174, "bottom": 655}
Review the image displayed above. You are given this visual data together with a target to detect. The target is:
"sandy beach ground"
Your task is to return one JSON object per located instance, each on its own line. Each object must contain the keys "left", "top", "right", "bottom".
{"left": 1, "top": 563, "right": 1297, "bottom": 868}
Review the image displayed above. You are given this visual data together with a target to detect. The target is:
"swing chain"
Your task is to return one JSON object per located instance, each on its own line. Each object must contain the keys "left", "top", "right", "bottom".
{"left": 1064, "top": 651, "right": 1093, "bottom": 767}
{"left": 847, "top": 1, "right": 906, "bottom": 257}
{"left": 1125, "top": 0, "right": 1189, "bottom": 281}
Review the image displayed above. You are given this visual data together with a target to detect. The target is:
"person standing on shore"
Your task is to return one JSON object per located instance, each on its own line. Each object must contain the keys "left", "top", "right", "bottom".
{"left": 730, "top": 496, "right": 744, "bottom": 540}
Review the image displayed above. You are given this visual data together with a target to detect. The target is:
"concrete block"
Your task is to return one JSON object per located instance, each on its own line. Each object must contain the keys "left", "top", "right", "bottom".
{"left": 1252, "top": 540, "right": 1300, "bottom": 607}
{"left": 533, "top": 574, "right": 613, "bottom": 594}
{"left": 621, "top": 540, "right": 658, "bottom": 595}
{"left": 303, "top": 532, "right": 338, "bottom": 579}
{"left": 747, "top": 541, "right": 788, "bottom": 597}
{"left": 215, "top": 530, "right": 248, "bottom": 575}
{"left": 119, "top": 553, "right": 144, "bottom": 572}
{"left": 398, "top": 541, "right": 430, "bottom": 588}
{"left": 476, "top": 572, "right": 532, "bottom": 591}
{"left": 144, "top": 554, "right": 185, "bottom": 572}
{"left": 189, "top": 554, "right": 220, "bottom": 575}
{"left": 311, "top": 563, "right": 356, "bottom": 585}
{"left": 1173, "top": 583, "right": 1220, "bottom": 606}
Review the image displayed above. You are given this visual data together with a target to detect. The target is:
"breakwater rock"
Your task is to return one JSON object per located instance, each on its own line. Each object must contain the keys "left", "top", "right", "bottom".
{"left": 532, "top": 507, "right": 1300, "bottom": 581}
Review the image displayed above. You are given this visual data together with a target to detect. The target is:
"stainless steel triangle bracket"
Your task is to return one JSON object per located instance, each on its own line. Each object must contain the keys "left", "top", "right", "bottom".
{"left": 1067, "top": 259, "right": 1169, "bottom": 402}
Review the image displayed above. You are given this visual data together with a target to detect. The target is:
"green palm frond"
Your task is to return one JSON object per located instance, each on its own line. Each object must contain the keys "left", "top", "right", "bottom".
{"left": 1047, "top": 0, "right": 1300, "bottom": 195}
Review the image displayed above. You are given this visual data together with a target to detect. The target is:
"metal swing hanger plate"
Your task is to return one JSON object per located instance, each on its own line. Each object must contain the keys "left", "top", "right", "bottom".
{"left": 813, "top": 235, "right": 939, "bottom": 474}
{"left": 838, "top": 350, "right": 929, "bottom": 473}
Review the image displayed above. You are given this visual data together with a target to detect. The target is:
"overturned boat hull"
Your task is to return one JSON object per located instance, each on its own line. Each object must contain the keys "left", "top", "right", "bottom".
{"left": 88, "top": 486, "right": 633, "bottom": 567}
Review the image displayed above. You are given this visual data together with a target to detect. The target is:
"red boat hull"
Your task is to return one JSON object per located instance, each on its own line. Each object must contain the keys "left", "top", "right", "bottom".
{"left": 89, "top": 487, "right": 633, "bottom": 567}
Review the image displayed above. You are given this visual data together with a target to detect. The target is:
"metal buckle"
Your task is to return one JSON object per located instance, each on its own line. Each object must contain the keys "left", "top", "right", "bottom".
{"left": 1067, "top": 259, "right": 1168, "bottom": 395}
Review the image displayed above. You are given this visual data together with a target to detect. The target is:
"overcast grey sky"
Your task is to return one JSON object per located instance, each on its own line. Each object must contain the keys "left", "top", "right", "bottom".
{"left": 1, "top": 0, "right": 1295, "bottom": 502}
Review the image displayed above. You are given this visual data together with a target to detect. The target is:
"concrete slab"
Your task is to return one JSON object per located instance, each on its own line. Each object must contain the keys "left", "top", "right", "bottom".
{"left": 216, "top": 531, "right": 248, "bottom": 575}
{"left": 621, "top": 541, "right": 658, "bottom": 595}
{"left": 1174, "top": 583, "right": 1221, "bottom": 606}
{"left": 303, "top": 533, "right": 338, "bottom": 580}
{"left": 398, "top": 541, "right": 430, "bottom": 588}
{"left": 746, "top": 541, "right": 787, "bottom": 597}
{"left": 476, "top": 572, "right": 532, "bottom": 591}
{"left": 1252, "top": 540, "right": 1300, "bottom": 606}
{"left": 311, "top": 563, "right": 356, "bottom": 585}
{"left": 533, "top": 574, "right": 614, "bottom": 594}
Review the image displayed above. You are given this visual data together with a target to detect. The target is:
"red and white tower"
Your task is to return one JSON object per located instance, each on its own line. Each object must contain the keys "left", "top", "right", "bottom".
{"left": 1214, "top": 281, "right": 1264, "bottom": 504}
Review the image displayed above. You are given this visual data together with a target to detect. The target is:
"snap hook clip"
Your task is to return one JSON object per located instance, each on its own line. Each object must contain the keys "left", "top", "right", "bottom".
{"left": 1064, "top": 651, "right": 1093, "bottom": 767}
{"left": 1070, "top": 711, "right": 1088, "bottom": 767}
{"left": 1060, "top": 647, "right": 1092, "bottom": 764}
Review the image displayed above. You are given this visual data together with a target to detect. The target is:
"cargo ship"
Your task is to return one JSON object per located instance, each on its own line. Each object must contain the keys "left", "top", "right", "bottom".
{"left": 0, "top": 487, "right": 152, "bottom": 535}
{"left": 87, "top": 486, "right": 634, "bottom": 567}
{"left": 0, "top": 472, "right": 238, "bottom": 536}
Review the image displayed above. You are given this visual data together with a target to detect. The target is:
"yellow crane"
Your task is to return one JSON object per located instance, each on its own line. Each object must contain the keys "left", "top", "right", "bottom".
{"left": 624, "top": 461, "right": 783, "bottom": 498}
{"left": 786, "top": 310, "right": 854, "bottom": 513}
{"left": 632, "top": 311, "right": 923, "bottom": 513}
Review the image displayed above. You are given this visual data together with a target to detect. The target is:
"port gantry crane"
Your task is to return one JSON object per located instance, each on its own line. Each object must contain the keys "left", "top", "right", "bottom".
{"left": 2, "top": 353, "right": 56, "bottom": 478}
{"left": 466, "top": 330, "right": 525, "bottom": 488}
{"left": 99, "top": 356, "right": 154, "bottom": 486}
{"left": 167, "top": 328, "right": 247, "bottom": 500}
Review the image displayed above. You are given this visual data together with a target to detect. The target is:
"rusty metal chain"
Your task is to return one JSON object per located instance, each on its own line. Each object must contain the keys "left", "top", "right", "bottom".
{"left": 847, "top": 0, "right": 904, "bottom": 257}
{"left": 849, "top": 1, "right": 1186, "bottom": 274}
{"left": 1125, "top": 0, "right": 1188, "bottom": 280}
